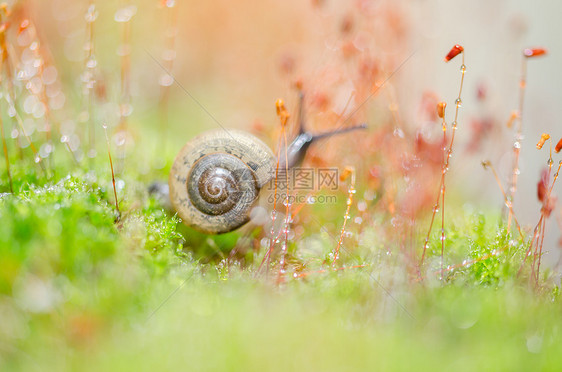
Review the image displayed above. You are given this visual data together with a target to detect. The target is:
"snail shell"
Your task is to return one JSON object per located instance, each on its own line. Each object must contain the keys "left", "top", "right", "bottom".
{"left": 169, "top": 130, "right": 275, "bottom": 234}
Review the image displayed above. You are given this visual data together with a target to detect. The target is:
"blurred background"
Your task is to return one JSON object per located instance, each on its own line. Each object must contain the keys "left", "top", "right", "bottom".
{"left": 19, "top": 0, "right": 562, "bottom": 266}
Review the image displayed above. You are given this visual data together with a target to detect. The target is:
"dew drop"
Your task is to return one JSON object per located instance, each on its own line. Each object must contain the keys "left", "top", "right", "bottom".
{"left": 159, "top": 74, "right": 174, "bottom": 87}
{"left": 114, "top": 5, "right": 137, "bottom": 23}
{"left": 86, "top": 57, "right": 97, "bottom": 69}
{"left": 85, "top": 5, "right": 98, "bottom": 23}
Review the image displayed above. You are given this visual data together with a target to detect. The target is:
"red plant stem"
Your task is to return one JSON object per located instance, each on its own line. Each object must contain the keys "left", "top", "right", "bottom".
{"left": 520, "top": 216, "right": 542, "bottom": 275}
{"left": 259, "top": 120, "right": 287, "bottom": 275}
{"left": 535, "top": 216, "right": 547, "bottom": 285}
{"left": 0, "top": 54, "right": 12, "bottom": 192}
{"left": 277, "top": 127, "right": 291, "bottom": 281}
{"left": 534, "top": 158, "right": 553, "bottom": 283}
{"left": 258, "top": 138, "right": 282, "bottom": 274}
{"left": 158, "top": 1, "right": 177, "bottom": 155}
{"left": 0, "top": 25, "right": 46, "bottom": 176}
{"left": 84, "top": 0, "right": 96, "bottom": 159}
{"left": 0, "top": 108, "right": 12, "bottom": 193}
{"left": 483, "top": 162, "right": 524, "bottom": 240}
{"left": 520, "top": 160, "right": 562, "bottom": 276}
{"left": 508, "top": 57, "right": 527, "bottom": 231}
{"left": 118, "top": 12, "right": 132, "bottom": 132}
{"left": 440, "top": 116, "right": 447, "bottom": 278}
{"left": 103, "top": 124, "right": 120, "bottom": 218}
{"left": 333, "top": 167, "right": 356, "bottom": 267}
{"left": 535, "top": 159, "right": 560, "bottom": 284}
{"left": 420, "top": 51, "right": 466, "bottom": 267}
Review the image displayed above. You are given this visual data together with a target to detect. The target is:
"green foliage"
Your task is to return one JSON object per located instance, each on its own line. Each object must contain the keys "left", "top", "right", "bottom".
{"left": 423, "top": 209, "right": 528, "bottom": 287}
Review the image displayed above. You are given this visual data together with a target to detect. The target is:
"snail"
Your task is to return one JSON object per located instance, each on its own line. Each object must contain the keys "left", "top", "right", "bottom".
{"left": 168, "top": 96, "right": 367, "bottom": 234}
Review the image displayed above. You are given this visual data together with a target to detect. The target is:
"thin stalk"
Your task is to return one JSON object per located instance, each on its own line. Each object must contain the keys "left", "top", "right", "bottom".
{"left": 0, "top": 107, "right": 12, "bottom": 193}
{"left": 277, "top": 126, "right": 291, "bottom": 281}
{"left": 507, "top": 57, "right": 527, "bottom": 231}
{"left": 103, "top": 124, "right": 120, "bottom": 219}
{"left": 332, "top": 166, "right": 356, "bottom": 267}
{"left": 420, "top": 50, "right": 466, "bottom": 267}
{"left": 482, "top": 161, "right": 524, "bottom": 240}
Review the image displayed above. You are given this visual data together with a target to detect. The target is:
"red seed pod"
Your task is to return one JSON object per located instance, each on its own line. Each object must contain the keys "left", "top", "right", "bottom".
{"left": 523, "top": 48, "right": 547, "bottom": 58}
{"left": 18, "top": 19, "right": 30, "bottom": 34}
{"left": 340, "top": 166, "right": 354, "bottom": 182}
{"left": 555, "top": 138, "right": 562, "bottom": 153}
{"left": 476, "top": 82, "right": 487, "bottom": 101}
{"left": 444, "top": 44, "right": 464, "bottom": 62}
{"left": 292, "top": 78, "right": 303, "bottom": 91}
{"left": 537, "top": 169, "right": 548, "bottom": 203}
{"left": 340, "top": 14, "right": 354, "bottom": 35}
{"left": 437, "top": 102, "right": 446, "bottom": 119}
{"left": 275, "top": 99, "right": 289, "bottom": 127}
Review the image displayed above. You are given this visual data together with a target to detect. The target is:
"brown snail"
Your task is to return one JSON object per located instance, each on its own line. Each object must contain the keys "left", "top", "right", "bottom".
{"left": 168, "top": 97, "right": 366, "bottom": 234}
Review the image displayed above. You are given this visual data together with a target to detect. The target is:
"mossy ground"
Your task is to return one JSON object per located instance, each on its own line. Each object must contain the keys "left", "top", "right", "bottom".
{"left": 0, "top": 146, "right": 561, "bottom": 371}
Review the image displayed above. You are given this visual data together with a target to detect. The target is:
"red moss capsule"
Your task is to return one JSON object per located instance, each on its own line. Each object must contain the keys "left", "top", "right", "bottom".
{"left": 476, "top": 82, "right": 487, "bottom": 101}
{"left": 292, "top": 78, "right": 303, "bottom": 91}
{"left": 275, "top": 99, "right": 289, "bottom": 127}
{"left": 340, "top": 166, "right": 354, "bottom": 182}
{"left": 437, "top": 102, "right": 446, "bottom": 119}
{"left": 555, "top": 138, "right": 562, "bottom": 153}
{"left": 537, "top": 169, "right": 548, "bottom": 203}
{"left": 536, "top": 133, "right": 550, "bottom": 150}
{"left": 523, "top": 48, "right": 547, "bottom": 58}
{"left": 444, "top": 44, "right": 464, "bottom": 62}
{"left": 18, "top": 19, "right": 30, "bottom": 34}
{"left": 340, "top": 14, "right": 354, "bottom": 35}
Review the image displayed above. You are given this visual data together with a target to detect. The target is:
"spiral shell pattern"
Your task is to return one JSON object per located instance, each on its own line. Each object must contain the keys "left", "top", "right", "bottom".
{"left": 169, "top": 130, "right": 275, "bottom": 234}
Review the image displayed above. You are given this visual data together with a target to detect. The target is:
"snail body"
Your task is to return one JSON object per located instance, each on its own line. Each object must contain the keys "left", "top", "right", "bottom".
{"left": 169, "top": 115, "right": 366, "bottom": 234}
